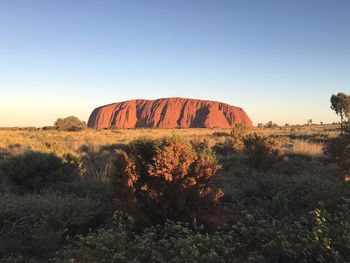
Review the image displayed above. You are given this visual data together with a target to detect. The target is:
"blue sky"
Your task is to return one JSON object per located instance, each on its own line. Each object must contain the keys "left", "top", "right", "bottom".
{"left": 0, "top": 0, "right": 349, "bottom": 126}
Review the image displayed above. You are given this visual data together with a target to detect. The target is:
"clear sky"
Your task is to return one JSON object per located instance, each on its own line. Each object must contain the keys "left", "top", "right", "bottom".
{"left": 0, "top": 0, "right": 349, "bottom": 127}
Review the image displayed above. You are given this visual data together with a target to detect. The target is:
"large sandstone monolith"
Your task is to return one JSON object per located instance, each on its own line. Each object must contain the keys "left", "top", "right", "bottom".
{"left": 87, "top": 97, "right": 252, "bottom": 128}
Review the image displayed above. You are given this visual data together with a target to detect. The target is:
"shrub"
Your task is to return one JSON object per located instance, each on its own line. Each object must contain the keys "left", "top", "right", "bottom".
{"left": 230, "top": 123, "right": 248, "bottom": 137}
{"left": 51, "top": 221, "right": 234, "bottom": 263}
{"left": 212, "top": 124, "right": 248, "bottom": 155}
{"left": 51, "top": 206, "right": 350, "bottom": 263}
{"left": 323, "top": 135, "right": 350, "bottom": 172}
{"left": 54, "top": 116, "right": 86, "bottom": 131}
{"left": 112, "top": 136, "right": 223, "bottom": 224}
{"left": 0, "top": 151, "right": 79, "bottom": 193}
{"left": 226, "top": 207, "right": 350, "bottom": 263}
{"left": 0, "top": 192, "right": 101, "bottom": 258}
{"left": 243, "top": 133, "right": 283, "bottom": 171}
{"left": 212, "top": 138, "right": 237, "bottom": 155}
{"left": 212, "top": 131, "right": 231, "bottom": 137}
{"left": 228, "top": 124, "right": 248, "bottom": 152}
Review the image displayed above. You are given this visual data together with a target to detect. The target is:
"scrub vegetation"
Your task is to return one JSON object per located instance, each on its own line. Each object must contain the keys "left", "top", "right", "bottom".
{"left": 1, "top": 122, "right": 350, "bottom": 262}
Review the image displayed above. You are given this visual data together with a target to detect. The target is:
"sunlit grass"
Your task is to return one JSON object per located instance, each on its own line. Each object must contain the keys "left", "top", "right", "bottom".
{"left": 0, "top": 124, "right": 339, "bottom": 157}
{"left": 291, "top": 139, "right": 323, "bottom": 156}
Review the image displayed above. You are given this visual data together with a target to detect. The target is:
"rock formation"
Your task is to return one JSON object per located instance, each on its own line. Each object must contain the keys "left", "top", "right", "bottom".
{"left": 87, "top": 98, "right": 252, "bottom": 129}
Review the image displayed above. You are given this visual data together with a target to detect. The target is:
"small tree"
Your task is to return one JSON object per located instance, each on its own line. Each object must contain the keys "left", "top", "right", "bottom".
{"left": 330, "top": 93, "right": 350, "bottom": 134}
{"left": 54, "top": 116, "right": 86, "bottom": 131}
{"left": 265, "top": 121, "right": 278, "bottom": 128}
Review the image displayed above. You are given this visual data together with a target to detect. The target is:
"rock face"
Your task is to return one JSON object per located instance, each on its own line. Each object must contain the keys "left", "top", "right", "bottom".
{"left": 87, "top": 98, "right": 252, "bottom": 129}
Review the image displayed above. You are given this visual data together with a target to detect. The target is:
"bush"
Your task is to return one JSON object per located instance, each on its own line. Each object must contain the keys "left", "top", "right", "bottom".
{"left": 0, "top": 192, "right": 102, "bottom": 258}
{"left": 49, "top": 144, "right": 123, "bottom": 201}
{"left": 112, "top": 136, "right": 223, "bottom": 225}
{"left": 228, "top": 124, "right": 248, "bottom": 152}
{"left": 51, "top": 206, "right": 350, "bottom": 263}
{"left": 54, "top": 116, "right": 86, "bottom": 131}
{"left": 212, "top": 124, "right": 248, "bottom": 155}
{"left": 323, "top": 135, "right": 350, "bottom": 172}
{"left": 243, "top": 133, "right": 283, "bottom": 171}
{"left": 212, "top": 131, "right": 231, "bottom": 137}
{"left": 212, "top": 138, "right": 238, "bottom": 155}
{"left": 226, "top": 207, "right": 350, "bottom": 263}
{"left": 0, "top": 151, "right": 79, "bottom": 193}
{"left": 51, "top": 220, "right": 234, "bottom": 263}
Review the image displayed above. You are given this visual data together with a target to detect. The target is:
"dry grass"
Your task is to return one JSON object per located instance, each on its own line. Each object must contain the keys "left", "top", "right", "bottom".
{"left": 0, "top": 124, "right": 339, "bottom": 158}
{"left": 257, "top": 124, "right": 339, "bottom": 138}
{"left": 0, "top": 128, "right": 229, "bottom": 156}
{"left": 289, "top": 140, "right": 323, "bottom": 156}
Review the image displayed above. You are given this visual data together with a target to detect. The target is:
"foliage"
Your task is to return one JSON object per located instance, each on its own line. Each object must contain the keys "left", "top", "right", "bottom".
{"left": 1, "top": 127, "right": 350, "bottom": 262}
{"left": 215, "top": 153, "right": 350, "bottom": 262}
{"left": 230, "top": 123, "right": 248, "bottom": 137}
{"left": 225, "top": 207, "right": 350, "bottom": 263}
{"left": 264, "top": 121, "right": 278, "bottom": 128}
{"left": 243, "top": 133, "right": 283, "bottom": 171}
{"left": 54, "top": 116, "right": 86, "bottom": 131}
{"left": 113, "top": 136, "right": 223, "bottom": 224}
{"left": 0, "top": 191, "right": 101, "bottom": 258}
{"left": 330, "top": 93, "right": 350, "bottom": 133}
{"left": 213, "top": 137, "right": 239, "bottom": 155}
{"left": 50, "top": 205, "right": 350, "bottom": 263}
{"left": 0, "top": 151, "right": 79, "bottom": 193}
{"left": 213, "top": 124, "right": 248, "bottom": 155}
{"left": 212, "top": 131, "right": 231, "bottom": 137}
{"left": 51, "top": 220, "right": 234, "bottom": 263}
{"left": 323, "top": 134, "right": 350, "bottom": 173}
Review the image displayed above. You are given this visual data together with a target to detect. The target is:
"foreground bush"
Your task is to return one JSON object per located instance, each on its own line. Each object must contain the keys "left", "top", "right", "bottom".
{"left": 51, "top": 220, "right": 234, "bottom": 263}
{"left": 50, "top": 205, "right": 350, "bottom": 263}
{"left": 0, "top": 151, "right": 78, "bottom": 193}
{"left": 113, "top": 136, "right": 223, "bottom": 225}
{"left": 0, "top": 192, "right": 102, "bottom": 258}
{"left": 243, "top": 133, "right": 282, "bottom": 171}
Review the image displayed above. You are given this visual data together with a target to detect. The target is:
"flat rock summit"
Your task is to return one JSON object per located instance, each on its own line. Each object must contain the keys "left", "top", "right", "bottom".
{"left": 87, "top": 98, "right": 252, "bottom": 129}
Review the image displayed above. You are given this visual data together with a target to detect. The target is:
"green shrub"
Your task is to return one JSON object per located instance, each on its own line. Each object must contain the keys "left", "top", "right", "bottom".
{"left": 0, "top": 191, "right": 102, "bottom": 258}
{"left": 243, "top": 133, "right": 283, "bottom": 171}
{"left": 213, "top": 136, "right": 245, "bottom": 156}
{"left": 0, "top": 151, "right": 79, "bottom": 193}
{"left": 51, "top": 206, "right": 350, "bottom": 263}
{"left": 230, "top": 123, "right": 249, "bottom": 137}
{"left": 113, "top": 136, "right": 223, "bottom": 224}
{"left": 48, "top": 145, "right": 119, "bottom": 201}
{"left": 225, "top": 207, "right": 350, "bottom": 263}
{"left": 323, "top": 135, "right": 350, "bottom": 172}
{"left": 51, "top": 221, "right": 234, "bottom": 263}
{"left": 212, "top": 131, "right": 231, "bottom": 137}
{"left": 212, "top": 139, "right": 237, "bottom": 155}
{"left": 212, "top": 124, "right": 248, "bottom": 155}
{"left": 54, "top": 116, "right": 86, "bottom": 131}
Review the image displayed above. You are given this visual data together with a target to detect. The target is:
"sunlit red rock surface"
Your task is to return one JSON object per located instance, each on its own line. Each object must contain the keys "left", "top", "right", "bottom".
{"left": 87, "top": 98, "right": 252, "bottom": 129}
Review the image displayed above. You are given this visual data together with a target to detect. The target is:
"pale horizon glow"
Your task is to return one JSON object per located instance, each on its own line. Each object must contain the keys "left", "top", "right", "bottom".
{"left": 1, "top": 0, "right": 349, "bottom": 127}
